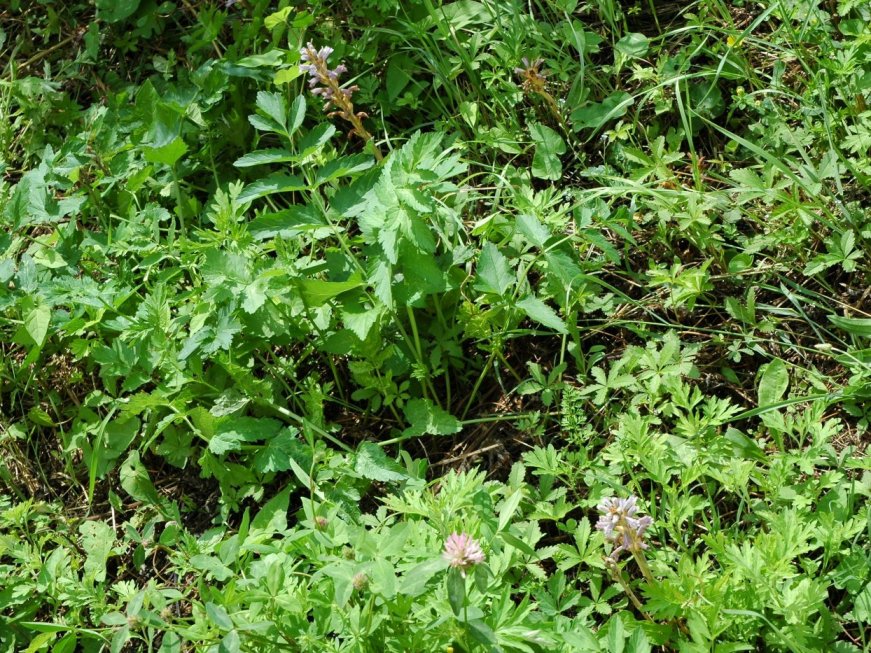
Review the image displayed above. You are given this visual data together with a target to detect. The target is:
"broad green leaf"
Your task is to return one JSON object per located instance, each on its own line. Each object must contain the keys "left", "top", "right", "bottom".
{"left": 189, "top": 554, "right": 233, "bottom": 582}
{"left": 446, "top": 568, "right": 465, "bottom": 616}
{"left": 274, "top": 67, "right": 303, "bottom": 85}
{"left": 235, "top": 51, "right": 285, "bottom": 68}
{"left": 249, "top": 486, "right": 291, "bottom": 537}
{"left": 402, "top": 399, "right": 461, "bottom": 437}
{"left": 143, "top": 137, "right": 187, "bottom": 166}
{"left": 369, "top": 558, "right": 397, "bottom": 599}
{"left": 79, "top": 521, "right": 115, "bottom": 583}
{"left": 297, "top": 276, "right": 364, "bottom": 306}
{"left": 119, "top": 450, "right": 162, "bottom": 506}
{"left": 100, "top": 417, "right": 141, "bottom": 475}
{"left": 252, "top": 428, "right": 305, "bottom": 474}
{"left": 467, "top": 620, "right": 497, "bottom": 646}
{"left": 233, "top": 148, "right": 296, "bottom": 168}
{"left": 208, "top": 416, "right": 282, "bottom": 455}
{"left": 758, "top": 358, "right": 788, "bottom": 407}
{"left": 400, "top": 558, "right": 447, "bottom": 596}
{"left": 287, "top": 94, "right": 306, "bottom": 136}
{"left": 517, "top": 295, "right": 568, "bottom": 334}
{"left": 238, "top": 174, "right": 306, "bottom": 203}
{"left": 298, "top": 123, "right": 336, "bottom": 158}
{"left": 615, "top": 33, "right": 649, "bottom": 58}
{"left": 206, "top": 603, "right": 234, "bottom": 630}
{"left": 157, "top": 632, "right": 182, "bottom": 653}
{"left": 255, "top": 91, "right": 288, "bottom": 133}
{"left": 33, "top": 247, "right": 67, "bottom": 269}
{"left": 218, "top": 630, "right": 241, "bottom": 653}
{"left": 264, "top": 7, "right": 293, "bottom": 29}
{"left": 475, "top": 242, "right": 513, "bottom": 296}
{"left": 854, "top": 584, "right": 871, "bottom": 622}
{"left": 355, "top": 442, "right": 409, "bottom": 482}
{"left": 23, "top": 303, "right": 51, "bottom": 347}
{"left": 95, "top": 0, "right": 140, "bottom": 22}
{"left": 529, "top": 122, "right": 566, "bottom": 181}
{"left": 497, "top": 489, "right": 523, "bottom": 532}
{"left": 572, "top": 91, "right": 633, "bottom": 131}
{"left": 247, "top": 206, "right": 329, "bottom": 240}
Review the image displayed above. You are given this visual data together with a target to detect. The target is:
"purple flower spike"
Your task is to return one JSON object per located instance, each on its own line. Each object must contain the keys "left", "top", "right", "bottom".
{"left": 443, "top": 532, "right": 485, "bottom": 577}
{"left": 297, "top": 42, "right": 382, "bottom": 160}
{"left": 298, "top": 42, "right": 360, "bottom": 109}
{"left": 595, "top": 496, "right": 653, "bottom": 560}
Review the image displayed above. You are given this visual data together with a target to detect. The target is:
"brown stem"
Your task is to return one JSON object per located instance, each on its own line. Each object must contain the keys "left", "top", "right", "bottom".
{"left": 312, "top": 58, "right": 383, "bottom": 162}
{"left": 605, "top": 558, "right": 654, "bottom": 623}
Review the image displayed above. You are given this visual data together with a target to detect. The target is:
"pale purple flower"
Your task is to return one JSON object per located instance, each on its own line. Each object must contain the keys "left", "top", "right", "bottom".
{"left": 443, "top": 532, "right": 485, "bottom": 577}
{"left": 596, "top": 496, "right": 653, "bottom": 559}
{"left": 296, "top": 42, "right": 382, "bottom": 160}
{"left": 299, "top": 42, "right": 357, "bottom": 104}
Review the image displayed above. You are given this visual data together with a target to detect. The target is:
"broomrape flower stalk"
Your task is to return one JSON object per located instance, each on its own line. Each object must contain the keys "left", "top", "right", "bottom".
{"left": 596, "top": 495, "right": 655, "bottom": 583}
{"left": 443, "top": 532, "right": 485, "bottom": 578}
{"left": 514, "top": 57, "right": 568, "bottom": 131}
{"left": 299, "top": 42, "right": 382, "bottom": 161}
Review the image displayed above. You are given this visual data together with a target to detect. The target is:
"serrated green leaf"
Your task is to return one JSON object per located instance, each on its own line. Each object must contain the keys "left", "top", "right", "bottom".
{"left": 517, "top": 295, "right": 568, "bottom": 334}
{"left": 297, "top": 123, "right": 336, "bottom": 157}
{"left": 255, "top": 91, "right": 287, "bottom": 133}
{"left": 247, "top": 206, "right": 328, "bottom": 240}
{"left": 252, "top": 428, "right": 305, "bottom": 474}
{"left": 402, "top": 399, "right": 461, "bottom": 437}
{"left": 143, "top": 137, "right": 187, "bottom": 166}
{"left": 233, "top": 149, "right": 297, "bottom": 168}
{"left": 314, "top": 154, "right": 374, "bottom": 186}
{"left": 287, "top": 95, "right": 306, "bottom": 136}
{"left": 475, "top": 242, "right": 513, "bottom": 296}
{"left": 517, "top": 214, "right": 550, "bottom": 248}
{"left": 79, "top": 520, "right": 115, "bottom": 583}
{"left": 297, "top": 276, "right": 364, "bottom": 306}
{"left": 238, "top": 174, "right": 306, "bottom": 203}
{"left": 355, "top": 442, "right": 409, "bottom": 482}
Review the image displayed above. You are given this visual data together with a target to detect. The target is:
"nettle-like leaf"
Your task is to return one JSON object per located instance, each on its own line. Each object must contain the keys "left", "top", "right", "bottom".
{"left": 402, "top": 398, "right": 462, "bottom": 437}
{"left": 346, "top": 131, "right": 466, "bottom": 308}
{"left": 252, "top": 427, "right": 308, "bottom": 474}
{"left": 474, "top": 242, "right": 514, "bottom": 296}
{"left": 354, "top": 442, "right": 410, "bottom": 482}
{"left": 516, "top": 294, "right": 568, "bottom": 334}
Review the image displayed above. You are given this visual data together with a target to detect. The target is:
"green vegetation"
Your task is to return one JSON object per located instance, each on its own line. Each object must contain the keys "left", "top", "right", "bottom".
{"left": 1, "top": 0, "right": 869, "bottom": 651}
